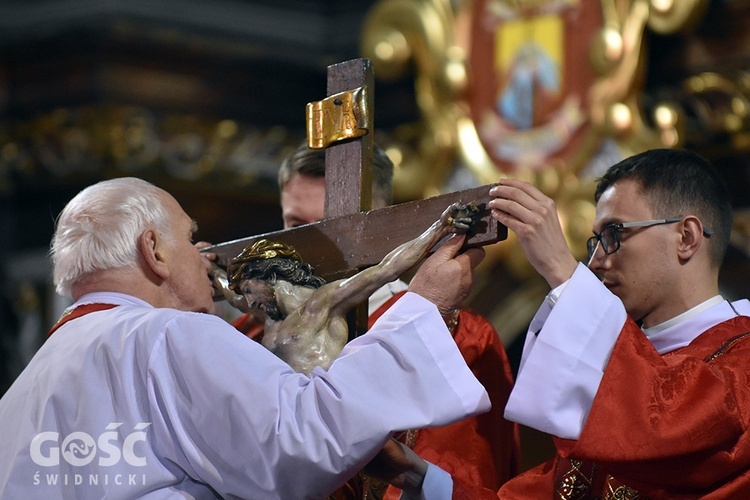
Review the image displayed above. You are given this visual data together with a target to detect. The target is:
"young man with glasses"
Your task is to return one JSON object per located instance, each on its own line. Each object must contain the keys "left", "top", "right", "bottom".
{"left": 362, "top": 148, "right": 750, "bottom": 497}
{"left": 486, "top": 147, "right": 750, "bottom": 496}
{"left": 586, "top": 217, "right": 714, "bottom": 266}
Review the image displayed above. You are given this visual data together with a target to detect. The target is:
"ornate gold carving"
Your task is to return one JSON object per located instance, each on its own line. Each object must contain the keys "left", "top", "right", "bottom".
{"left": 361, "top": 0, "right": 466, "bottom": 197}
{"left": 306, "top": 87, "right": 370, "bottom": 149}
{"left": 647, "top": 0, "right": 708, "bottom": 34}
{"left": 0, "top": 105, "right": 302, "bottom": 189}
{"left": 360, "top": 0, "right": 709, "bottom": 269}
{"left": 587, "top": 0, "right": 704, "bottom": 158}
{"left": 679, "top": 71, "right": 750, "bottom": 149}
{"left": 361, "top": 0, "right": 709, "bottom": 177}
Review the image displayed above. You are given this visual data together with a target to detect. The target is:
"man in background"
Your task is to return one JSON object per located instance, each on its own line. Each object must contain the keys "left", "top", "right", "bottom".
{"left": 231, "top": 142, "right": 520, "bottom": 498}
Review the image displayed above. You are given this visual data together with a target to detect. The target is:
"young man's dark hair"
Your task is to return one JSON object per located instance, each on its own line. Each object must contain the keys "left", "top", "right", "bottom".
{"left": 596, "top": 148, "right": 733, "bottom": 266}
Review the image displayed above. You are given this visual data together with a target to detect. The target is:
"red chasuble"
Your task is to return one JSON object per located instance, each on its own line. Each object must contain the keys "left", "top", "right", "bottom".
{"left": 496, "top": 314, "right": 750, "bottom": 499}
{"left": 376, "top": 292, "right": 520, "bottom": 499}
{"left": 232, "top": 292, "right": 521, "bottom": 499}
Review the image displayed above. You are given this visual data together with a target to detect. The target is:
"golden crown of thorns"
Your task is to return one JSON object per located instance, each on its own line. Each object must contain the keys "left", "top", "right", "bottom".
{"left": 227, "top": 239, "right": 302, "bottom": 289}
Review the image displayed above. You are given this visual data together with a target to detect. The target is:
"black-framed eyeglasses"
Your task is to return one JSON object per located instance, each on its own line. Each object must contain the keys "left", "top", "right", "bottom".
{"left": 586, "top": 217, "right": 713, "bottom": 261}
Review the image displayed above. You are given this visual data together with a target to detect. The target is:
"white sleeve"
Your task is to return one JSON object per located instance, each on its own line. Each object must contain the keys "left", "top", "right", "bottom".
{"left": 147, "top": 292, "right": 489, "bottom": 499}
{"left": 732, "top": 298, "right": 750, "bottom": 316}
{"left": 401, "top": 462, "right": 452, "bottom": 500}
{"left": 504, "top": 263, "right": 627, "bottom": 439}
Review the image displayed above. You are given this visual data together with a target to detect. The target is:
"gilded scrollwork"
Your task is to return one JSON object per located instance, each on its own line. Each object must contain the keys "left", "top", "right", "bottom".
{"left": 0, "top": 105, "right": 301, "bottom": 189}
{"left": 680, "top": 71, "right": 750, "bottom": 148}
{"left": 361, "top": 0, "right": 468, "bottom": 197}
{"left": 360, "top": 0, "right": 709, "bottom": 270}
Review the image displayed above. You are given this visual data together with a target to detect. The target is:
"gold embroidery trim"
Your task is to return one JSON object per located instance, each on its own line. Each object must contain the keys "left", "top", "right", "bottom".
{"left": 555, "top": 459, "right": 598, "bottom": 500}
{"left": 704, "top": 331, "right": 750, "bottom": 363}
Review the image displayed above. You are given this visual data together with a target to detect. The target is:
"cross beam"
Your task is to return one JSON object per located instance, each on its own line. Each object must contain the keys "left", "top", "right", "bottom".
{"left": 205, "top": 184, "right": 505, "bottom": 280}
{"left": 203, "top": 58, "right": 507, "bottom": 338}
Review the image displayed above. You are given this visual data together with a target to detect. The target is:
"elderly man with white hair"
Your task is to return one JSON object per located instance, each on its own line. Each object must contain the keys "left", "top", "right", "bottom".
{"left": 0, "top": 177, "right": 489, "bottom": 499}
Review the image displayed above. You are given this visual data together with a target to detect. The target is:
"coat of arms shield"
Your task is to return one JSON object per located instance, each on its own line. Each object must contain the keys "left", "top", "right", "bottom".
{"left": 467, "top": 0, "right": 603, "bottom": 173}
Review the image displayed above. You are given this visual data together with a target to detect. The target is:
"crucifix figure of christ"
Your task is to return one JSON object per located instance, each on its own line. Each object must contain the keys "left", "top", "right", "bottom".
{"left": 205, "top": 58, "right": 507, "bottom": 360}
{"left": 217, "top": 201, "right": 481, "bottom": 375}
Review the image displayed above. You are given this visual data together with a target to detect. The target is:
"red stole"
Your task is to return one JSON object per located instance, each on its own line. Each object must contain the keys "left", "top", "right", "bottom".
{"left": 367, "top": 291, "right": 407, "bottom": 328}
{"left": 47, "top": 303, "right": 118, "bottom": 337}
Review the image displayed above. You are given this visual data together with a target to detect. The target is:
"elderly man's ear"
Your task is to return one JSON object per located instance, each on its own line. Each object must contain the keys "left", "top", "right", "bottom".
{"left": 139, "top": 229, "right": 170, "bottom": 280}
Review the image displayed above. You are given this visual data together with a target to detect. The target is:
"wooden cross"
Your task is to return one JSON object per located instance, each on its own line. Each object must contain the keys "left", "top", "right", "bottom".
{"left": 205, "top": 58, "right": 506, "bottom": 335}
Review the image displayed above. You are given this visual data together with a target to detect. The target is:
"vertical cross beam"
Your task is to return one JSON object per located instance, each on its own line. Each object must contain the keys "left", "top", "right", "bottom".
{"left": 324, "top": 58, "right": 374, "bottom": 219}
{"left": 322, "top": 58, "right": 375, "bottom": 337}
{"left": 209, "top": 57, "right": 507, "bottom": 341}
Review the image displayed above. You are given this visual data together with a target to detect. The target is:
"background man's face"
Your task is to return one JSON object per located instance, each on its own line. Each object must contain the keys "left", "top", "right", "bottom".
{"left": 281, "top": 174, "right": 326, "bottom": 228}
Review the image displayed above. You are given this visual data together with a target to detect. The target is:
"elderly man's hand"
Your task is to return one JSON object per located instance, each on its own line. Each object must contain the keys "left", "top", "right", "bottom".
{"left": 195, "top": 241, "right": 216, "bottom": 261}
{"left": 409, "top": 234, "right": 485, "bottom": 317}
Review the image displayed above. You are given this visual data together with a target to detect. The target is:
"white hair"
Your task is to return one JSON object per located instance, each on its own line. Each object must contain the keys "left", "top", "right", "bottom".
{"left": 51, "top": 177, "right": 171, "bottom": 298}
